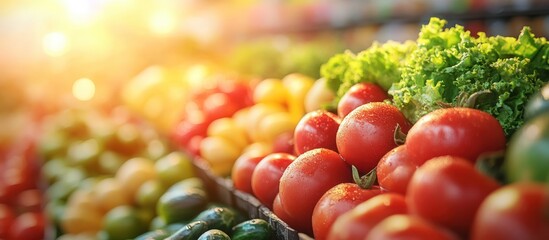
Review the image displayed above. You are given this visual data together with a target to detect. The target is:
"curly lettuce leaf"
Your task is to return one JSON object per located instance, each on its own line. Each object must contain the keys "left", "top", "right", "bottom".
{"left": 389, "top": 17, "right": 548, "bottom": 137}
{"left": 320, "top": 41, "right": 415, "bottom": 108}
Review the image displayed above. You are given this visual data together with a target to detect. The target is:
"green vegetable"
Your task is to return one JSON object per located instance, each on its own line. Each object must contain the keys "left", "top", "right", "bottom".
{"left": 505, "top": 112, "right": 549, "bottom": 183}
{"left": 197, "top": 229, "right": 231, "bottom": 240}
{"left": 390, "top": 18, "right": 548, "bottom": 137}
{"left": 320, "top": 40, "right": 415, "bottom": 107}
{"left": 135, "top": 229, "right": 171, "bottom": 240}
{"left": 524, "top": 82, "right": 549, "bottom": 121}
{"left": 231, "top": 219, "right": 273, "bottom": 240}
{"left": 165, "top": 220, "right": 210, "bottom": 240}
{"left": 192, "top": 206, "right": 246, "bottom": 235}
{"left": 321, "top": 17, "right": 549, "bottom": 137}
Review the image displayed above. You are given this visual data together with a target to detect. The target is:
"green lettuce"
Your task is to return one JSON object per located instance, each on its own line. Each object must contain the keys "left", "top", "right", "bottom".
{"left": 320, "top": 40, "right": 415, "bottom": 107}
{"left": 389, "top": 17, "right": 549, "bottom": 137}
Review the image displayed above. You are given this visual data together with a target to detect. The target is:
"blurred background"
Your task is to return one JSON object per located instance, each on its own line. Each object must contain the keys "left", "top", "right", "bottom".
{"left": 1, "top": 0, "right": 549, "bottom": 145}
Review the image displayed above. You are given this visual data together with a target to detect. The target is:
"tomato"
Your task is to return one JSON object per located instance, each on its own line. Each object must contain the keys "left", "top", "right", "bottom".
{"left": 505, "top": 112, "right": 549, "bottom": 183}
{"left": 337, "top": 82, "right": 389, "bottom": 118}
{"left": 9, "top": 212, "right": 45, "bottom": 240}
{"left": 251, "top": 153, "right": 295, "bottom": 209}
{"left": 376, "top": 145, "right": 417, "bottom": 195}
{"left": 231, "top": 154, "right": 266, "bottom": 194}
{"left": 336, "top": 102, "right": 411, "bottom": 174}
{"left": 273, "top": 194, "right": 309, "bottom": 233}
{"left": 471, "top": 183, "right": 549, "bottom": 240}
{"left": 278, "top": 148, "right": 353, "bottom": 235}
{"left": 312, "top": 183, "right": 383, "bottom": 240}
{"left": 524, "top": 81, "right": 549, "bottom": 121}
{"left": 15, "top": 189, "right": 43, "bottom": 213}
{"left": 0, "top": 204, "right": 15, "bottom": 238}
{"left": 367, "top": 214, "right": 460, "bottom": 240}
{"left": 293, "top": 110, "right": 341, "bottom": 155}
{"left": 155, "top": 152, "right": 195, "bottom": 188}
{"left": 405, "top": 107, "right": 506, "bottom": 166}
{"left": 304, "top": 77, "right": 335, "bottom": 113}
{"left": 103, "top": 205, "right": 146, "bottom": 239}
{"left": 326, "top": 193, "right": 407, "bottom": 240}
{"left": 272, "top": 131, "right": 295, "bottom": 155}
{"left": 216, "top": 79, "right": 253, "bottom": 108}
{"left": 202, "top": 92, "right": 242, "bottom": 122}
{"left": 407, "top": 156, "right": 500, "bottom": 237}
{"left": 171, "top": 116, "right": 209, "bottom": 151}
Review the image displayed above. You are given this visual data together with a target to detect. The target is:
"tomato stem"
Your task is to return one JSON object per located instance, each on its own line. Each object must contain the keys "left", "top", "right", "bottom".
{"left": 352, "top": 165, "right": 376, "bottom": 189}
{"left": 464, "top": 90, "right": 492, "bottom": 108}
{"left": 393, "top": 124, "right": 407, "bottom": 146}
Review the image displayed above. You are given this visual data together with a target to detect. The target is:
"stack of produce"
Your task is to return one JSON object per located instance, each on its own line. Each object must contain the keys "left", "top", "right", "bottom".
{"left": 180, "top": 17, "right": 549, "bottom": 240}
{"left": 37, "top": 107, "right": 196, "bottom": 239}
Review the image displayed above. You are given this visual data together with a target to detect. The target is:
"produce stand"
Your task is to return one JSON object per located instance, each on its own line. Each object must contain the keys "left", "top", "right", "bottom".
{"left": 1, "top": 1, "right": 549, "bottom": 240}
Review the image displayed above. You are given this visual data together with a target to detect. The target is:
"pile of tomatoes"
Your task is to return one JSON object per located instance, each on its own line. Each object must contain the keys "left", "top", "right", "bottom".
{"left": 0, "top": 130, "right": 46, "bottom": 240}
{"left": 230, "top": 81, "right": 549, "bottom": 240}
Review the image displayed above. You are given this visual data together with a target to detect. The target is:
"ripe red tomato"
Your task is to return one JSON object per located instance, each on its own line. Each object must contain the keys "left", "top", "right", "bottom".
{"left": 202, "top": 92, "right": 242, "bottom": 122}
{"left": 273, "top": 194, "right": 309, "bottom": 233}
{"left": 407, "top": 156, "right": 500, "bottom": 237}
{"left": 0, "top": 204, "right": 15, "bottom": 239}
{"left": 272, "top": 131, "right": 295, "bottom": 155}
{"left": 471, "top": 183, "right": 549, "bottom": 240}
{"left": 231, "top": 154, "right": 266, "bottom": 194}
{"left": 278, "top": 148, "right": 353, "bottom": 235}
{"left": 312, "top": 183, "right": 383, "bottom": 240}
{"left": 376, "top": 145, "right": 417, "bottom": 195}
{"left": 15, "top": 189, "right": 43, "bottom": 213}
{"left": 406, "top": 107, "right": 506, "bottom": 166}
{"left": 337, "top": 82, "right": 389, "bottom": 118}
{"left": 336, "top": 102, "right": 411, "bottom": 174}
{"left": 216, "top": 79, "right": 253, "bottom": 108}
{"left": 293, "top": 110, "right": 341, "bottom": 155}
{"left": 326, "top": 193, "right": 407, "bottom": 240}
{"left": 251, "top": 153, "right": 295, "bottom": 209}
{"left": 9, "top": 212, "right": 45, "bottom": 240}
{"left": 171, "top": 116, "right": 209, "bottom": 151}
{"left": 367, "top": 214, "right": 460, "bottom": 240}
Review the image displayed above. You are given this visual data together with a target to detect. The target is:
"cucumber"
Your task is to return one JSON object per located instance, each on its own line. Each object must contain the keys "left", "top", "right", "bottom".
{"left": 165, "top": 220, "right": 210, "bottom": 240}
{"left": 135, "top": 229, "right": 171, "bottom": 240}
{"left": 197, "top": 229, "right": 231, "bottom": 240}
{"left": 157, "top": 187, "right": 209, "bottom": 224}
{"left": 231, "top": 219, "right": 273, "bottom": 240}
{"left": 192, "top": 206, "right": 246, "bottom": 234}
{"left": 168, "top": 177, "right": 205, "bottom": 192}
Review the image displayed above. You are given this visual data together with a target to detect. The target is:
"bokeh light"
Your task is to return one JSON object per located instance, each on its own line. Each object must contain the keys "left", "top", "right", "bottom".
{"left": 72, "top": 78, "right": 96, "bottom": 101}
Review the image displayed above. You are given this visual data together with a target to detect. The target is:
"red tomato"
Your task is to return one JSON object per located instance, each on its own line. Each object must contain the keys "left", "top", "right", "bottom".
{"left": 471, "top": 183, "right": 549, "bottom": 240}
{"left": 9, "top": 212, "right": 45, "bottom": 240}
{"left": 231, "top": 154, "right": 266, "bottom": 194}
{"left": 312, "top": 183, "right": 383, "bottom": 240}
{"left": 407, "top": 156, "right": 500, "bottom": 237}
{"left": 273, "top": 194, "right": 309, "bottom": 233}
{"left": 171, "top": 116, "right": 209, "bottom": 151}
{"left": 293, "top": 110, "right": 341, "bottom": 155}
{"left": 202, "top": 92, "right": 241, "bottom": 122}
{"left": 337, "top": 82, "right": 389, "bottom": 118}
{"left": 251, "top": 153, "right": 295, "bottom": 209}
{"left": 367, "top": 214, "right": 460, "bottom": 240}
{"left": 406, "top": 107, "right": 506, "bottom": 166}
{"left": 0, "top": 204, "right": 15, "bottom": 239}
{"left": 15, "top": 189, "right": 43, "bottom": 213}
{"left": 326, "top": 193, "right": 407, "bottom": 240}
{"left": 376, "top": 145, "right": 417, "bottom": 195}
{"left": 217, "top": 79, "right": 253, "bottom": 108}
{"left": 272, "top": 131, "right": 295, "bottom": 155}
{"left": 278, "top": 148, "right": 353, "bottom": 235}
{"left": 336, "top": 102, "right": 411, "bottom": 174}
